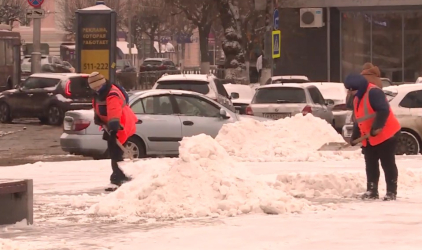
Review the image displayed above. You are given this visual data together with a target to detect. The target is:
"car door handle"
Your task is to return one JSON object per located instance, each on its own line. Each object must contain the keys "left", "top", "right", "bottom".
{"left": 183, "top": 121, "right": 194, "bottom": 126}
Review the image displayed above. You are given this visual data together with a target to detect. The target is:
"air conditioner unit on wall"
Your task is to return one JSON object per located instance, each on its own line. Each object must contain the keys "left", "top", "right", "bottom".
{"left": 300, "top": 8, "right": 324, "bottom": 28}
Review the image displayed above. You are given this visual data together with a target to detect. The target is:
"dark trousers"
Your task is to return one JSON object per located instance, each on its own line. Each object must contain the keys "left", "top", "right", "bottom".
{"left": 363, "top": 136, "right": 398, "bottom": 194}
{"left": 104, "top": 132, "right": 127, "bottom": 181}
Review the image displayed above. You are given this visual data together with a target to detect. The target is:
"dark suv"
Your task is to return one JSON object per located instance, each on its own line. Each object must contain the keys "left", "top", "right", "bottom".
{"left": 139, "top": 58, "right": 179, "bottom": 72}
{"left": 0, "top": 73, "right": 93, "bottom": 125}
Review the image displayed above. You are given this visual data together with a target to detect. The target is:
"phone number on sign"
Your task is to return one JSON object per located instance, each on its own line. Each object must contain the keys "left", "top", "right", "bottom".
{"left": 83, "top": 63, "right": 109, "bottom": 70}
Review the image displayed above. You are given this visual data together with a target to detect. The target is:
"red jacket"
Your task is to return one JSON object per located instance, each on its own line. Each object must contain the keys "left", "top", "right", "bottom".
{"left": 353, "top": 83, "right": 400, "bottom": 146}
{"left": 93, "top": 85, "right": 137, "bottom": 144}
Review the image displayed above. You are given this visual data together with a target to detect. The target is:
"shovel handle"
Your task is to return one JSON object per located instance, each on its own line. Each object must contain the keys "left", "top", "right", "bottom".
{"left": 351, "top": 129, "right": 382, "bottom": 145}
{"left": 102, "top": 125, "right": 134, "bottom": 160}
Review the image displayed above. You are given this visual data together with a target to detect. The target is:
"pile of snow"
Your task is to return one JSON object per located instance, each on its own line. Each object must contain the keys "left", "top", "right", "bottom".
{"left": 88, "top": 134, "right": 325, "bottom": 220}
{"left": 0, "top": 239, "right": 23, "bottom": 250}
{"left": 216, "top": 114, "right": 361, "bottom": 162}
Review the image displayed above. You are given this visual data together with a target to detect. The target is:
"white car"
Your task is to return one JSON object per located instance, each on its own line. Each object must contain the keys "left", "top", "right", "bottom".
{"left": 60, "top": 89, "right": 269, "bottom": 159}
{"left": 264, "top": 75, "right": 310, "bottom": 85}
{"left": 307, "top": 82, "right": 350, "bottom": 131}
{"left": 342, "top": 84, "right": 422, "bottom": 155}
{"left": 152, "top": 74, "right": 234, "bottom": 111}
{"left": 246, "top": 83, "right": 334, "bottom": 125}
{"left": 223, "top": 83, "right": 256, "bottom": 114}
{"left": 416, "top": 77, "right": 422, "bottom": 84}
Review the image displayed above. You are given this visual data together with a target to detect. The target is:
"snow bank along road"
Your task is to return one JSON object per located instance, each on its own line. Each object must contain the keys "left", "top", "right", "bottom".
{"left": 1, "top": 115, "right": 422, "bottom": 249}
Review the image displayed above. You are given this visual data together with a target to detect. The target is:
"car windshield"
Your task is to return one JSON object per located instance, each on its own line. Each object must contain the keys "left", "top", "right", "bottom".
{"left": 155, "top": 80, "right": 210, "bottom": 94}
{"left": 272, "top": 79, "right": 310, "bottom": 84}
{"left": 142, "top": 60, "right": 162, "bottom": 66}
{"left": 253, "top": 87, "right": 307, "bottom": 104}
{"left": 313, "top": 85, "right": 347, "bottom": 101}
{"left": 383, "top": 90, "right": 397, "bottom": 102}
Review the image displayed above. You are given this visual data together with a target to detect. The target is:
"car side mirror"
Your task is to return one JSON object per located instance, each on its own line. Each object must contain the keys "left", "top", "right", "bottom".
{"left": 219, "top": 108, "right": 230, "bottom": 119}
{"left": 230, "top": 92, "right": 240, "bottom": 99}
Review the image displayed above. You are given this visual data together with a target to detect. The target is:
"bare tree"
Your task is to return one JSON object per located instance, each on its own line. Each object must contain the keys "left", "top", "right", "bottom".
{"left": 57, "top": 0, "right": 126, "bottom": 34}
{"left": 215, "top": 0, "right": 247, "bottom": 83}
{"left": 0, "top": 0, "right": 28, "bottom": 29}
{"left": 129, "top": 0, "right": 172, "bottom": 56}
{"left": 238, "top": 0, "right": 265, "bottom": 81}
{"left": 169, "top": 0, "right": 217, "bottom": 73}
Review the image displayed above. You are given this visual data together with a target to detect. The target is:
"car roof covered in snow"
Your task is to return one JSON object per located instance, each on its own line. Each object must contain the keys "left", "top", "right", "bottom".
{"left": 131, "top": 89, "right": 210, "bottom": 99}
{"left": 157, "top": 74, "right": 214, "bottom": 83}
{"left": 271, "top": 75, "right": 309, "bottom": 80}
{"left": 144, "top": 58, "right": 172, "bottom": 61}
{"left": 257, "top": 83, "right": 312, "bottom": 90}
{"left": 28, "top": 73, "right": 89, "bottom": 79}
{"left": 383, "top": 83, "right": 422, "bottom": 94}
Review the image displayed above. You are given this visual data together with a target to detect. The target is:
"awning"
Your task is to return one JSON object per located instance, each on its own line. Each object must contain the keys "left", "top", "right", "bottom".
{"left": 117, "top": 41, "right": 138, "bottom": 55}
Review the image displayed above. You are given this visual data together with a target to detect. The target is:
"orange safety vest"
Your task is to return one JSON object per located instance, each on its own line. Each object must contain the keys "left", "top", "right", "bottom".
{"left": 93, "top": 85, "right": 137, "bottom": 144}
{"left": 353, "top": 83, "right": 400, "bottom": 147}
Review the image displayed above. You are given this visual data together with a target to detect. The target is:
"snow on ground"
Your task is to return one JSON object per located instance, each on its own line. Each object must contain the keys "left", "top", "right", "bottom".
{"left": 217, "top": 114, "right": 361, "bottom": 162}
{"left": 1, "top": 115, "right": 422, "bottom": 249}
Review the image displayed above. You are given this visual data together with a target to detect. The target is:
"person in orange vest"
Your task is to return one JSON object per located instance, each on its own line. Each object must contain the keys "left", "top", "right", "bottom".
{"left": 88, "top": 72, "right": 137, "bottom": 187}
{"left": 344, "top": 73, "right": 401, "bottom": 201}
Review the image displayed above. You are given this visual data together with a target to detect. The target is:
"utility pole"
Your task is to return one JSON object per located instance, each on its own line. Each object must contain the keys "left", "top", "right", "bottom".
{"left": 31, "top": 5, "right": 42, "bottom": 73}
{"left": 128, "top": 0, "right": 133, "bottom": 58}
{"left": 261, "top": 0, "right": 273, "bottom": 84}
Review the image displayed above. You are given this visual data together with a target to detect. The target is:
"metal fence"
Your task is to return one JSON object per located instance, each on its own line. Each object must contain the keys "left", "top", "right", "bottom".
{"left": 116, "top": 67, "right": 227, "bottom": 90}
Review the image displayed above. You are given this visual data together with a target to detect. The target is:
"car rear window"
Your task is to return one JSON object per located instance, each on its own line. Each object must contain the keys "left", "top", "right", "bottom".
{"left": 69, "top": 76, "right": 92, "bottom": 97}
{"left": 252, "top": 87, "right": 307, "bottom": 104}
{"left": 142, "top": 60, "right": 162, "bottom": 66}
{"left": 272, "top": 79, "right": 310, "bottom": 84}
{"left": 155, "top": 80, "right": 210, "bottom": 95}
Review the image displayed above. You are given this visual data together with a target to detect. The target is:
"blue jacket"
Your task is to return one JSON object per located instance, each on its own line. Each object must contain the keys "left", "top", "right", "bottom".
{"left": 343, "top": 73, "right": 390, "bottom": 140}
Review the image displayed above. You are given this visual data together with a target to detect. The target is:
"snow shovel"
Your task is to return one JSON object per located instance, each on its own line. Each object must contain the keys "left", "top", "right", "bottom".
{"left": 317, "top": 129, "right": 381, "bottom": 151}
{"left": 102, "top": 125, "right": 136, "bottom": 161}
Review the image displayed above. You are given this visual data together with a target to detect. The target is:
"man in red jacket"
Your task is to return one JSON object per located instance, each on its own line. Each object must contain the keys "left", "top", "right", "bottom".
{"left": 88, "top": 72, "right": 137, "bottom": 186}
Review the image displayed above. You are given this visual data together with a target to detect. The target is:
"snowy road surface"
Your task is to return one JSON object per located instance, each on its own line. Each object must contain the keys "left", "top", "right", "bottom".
{"left": 1, "top": 157, "right": 422, "bottom": 250}
{"left": 1, "top": 115, "right": 421, "bottom": 249}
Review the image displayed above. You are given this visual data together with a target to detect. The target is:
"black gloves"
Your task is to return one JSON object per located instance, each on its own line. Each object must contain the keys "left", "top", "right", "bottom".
{"left": 108, "top": 120, "right": 120, "bottom": 132}
{"left": 370, "top": 128, "right": 381, "bottom": 137}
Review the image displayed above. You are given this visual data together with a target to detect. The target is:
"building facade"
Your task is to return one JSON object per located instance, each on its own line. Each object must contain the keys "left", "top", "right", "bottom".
{"left": 275, "top": 0, "right": 422, "bottom": 83}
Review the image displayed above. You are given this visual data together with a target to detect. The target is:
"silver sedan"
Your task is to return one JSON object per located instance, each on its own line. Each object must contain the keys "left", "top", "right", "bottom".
{"left": 60, "top": 89, "right": 269, "bottom": 159}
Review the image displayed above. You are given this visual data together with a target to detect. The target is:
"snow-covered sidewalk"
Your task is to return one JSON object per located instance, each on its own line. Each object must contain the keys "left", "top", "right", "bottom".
{"left": 1, "top": 156, "right": 422, "bottom": 249}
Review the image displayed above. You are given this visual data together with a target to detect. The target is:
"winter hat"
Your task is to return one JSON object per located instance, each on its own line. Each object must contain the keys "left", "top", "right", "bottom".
{"left": 344, "top": 73, "right": 368, "bottom": 91}
{"left": 88, "top": 72, "right": 106, "bottom": 90}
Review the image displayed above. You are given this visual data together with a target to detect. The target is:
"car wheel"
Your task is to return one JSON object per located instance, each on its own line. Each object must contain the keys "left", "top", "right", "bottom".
{"left": 125, "top": 136, "right": 146, "bottom": 159}
{"left": 38, "top": 117, "right": 49, "bottom": 124}
{"left": 47, "top": 105, "right": 64, "bottom": 126}
{"left": 396, "top": 131, "right": 420, "bottom": 155}
{"left": 0, "top": 102, "right": 12, "bottom": 123}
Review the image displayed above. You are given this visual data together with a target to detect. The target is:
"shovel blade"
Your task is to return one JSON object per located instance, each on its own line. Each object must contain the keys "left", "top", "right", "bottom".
{"left": 318, "top": 142, "right": 359, "bottom": 151}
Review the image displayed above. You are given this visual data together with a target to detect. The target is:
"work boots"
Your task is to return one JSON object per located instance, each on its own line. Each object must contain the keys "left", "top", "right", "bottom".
{"left": 361, "top": 182, "right": 379, "bottom": 200}
{"left": 383, "top": 179, "right": 398, "bottom": 201}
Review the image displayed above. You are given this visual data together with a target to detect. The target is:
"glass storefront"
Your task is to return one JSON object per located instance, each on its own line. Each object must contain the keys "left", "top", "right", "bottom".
{"left": 341, "top": 11, "right": 422, "bottom": 82}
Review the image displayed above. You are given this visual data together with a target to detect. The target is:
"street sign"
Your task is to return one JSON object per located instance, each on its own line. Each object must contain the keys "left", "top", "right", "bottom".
{"left": 26, "top": 8, "right": 45, "bottom": 19}
{"left": 273, "top": 9, "right": 279, "bottom": 30}
{"left": 27, "top": 0, "right": 44, "bottom": 8}
{"left": 272, "top": 30, "right": 281, "bottom": 58}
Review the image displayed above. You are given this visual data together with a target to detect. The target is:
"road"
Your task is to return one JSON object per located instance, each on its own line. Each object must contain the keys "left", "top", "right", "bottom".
{"left": 0, "top": 119, "right": 89, "bottom": 166}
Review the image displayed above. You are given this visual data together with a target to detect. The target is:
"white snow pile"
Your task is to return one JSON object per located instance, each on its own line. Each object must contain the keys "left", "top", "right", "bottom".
{"left": 88, "top": 134, "right": 324, "bottom": 220}
{"left": 0, "top": 239, "right": 24, "bottom": 250}
{"left": 216, "top": 114, "right": 361, "bottom": 162}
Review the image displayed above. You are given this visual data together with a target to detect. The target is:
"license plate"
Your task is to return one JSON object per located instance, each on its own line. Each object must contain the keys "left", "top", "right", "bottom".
{"left": 263, "top": 113, "right": 291, "bottom": 119}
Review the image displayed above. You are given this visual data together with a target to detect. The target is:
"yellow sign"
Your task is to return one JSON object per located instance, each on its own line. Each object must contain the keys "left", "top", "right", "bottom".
{"left": 80, "top": 50, "right": 110, "bottom": 79}
{"left": 272, "top": 30, "right": 281, "bottom": 59}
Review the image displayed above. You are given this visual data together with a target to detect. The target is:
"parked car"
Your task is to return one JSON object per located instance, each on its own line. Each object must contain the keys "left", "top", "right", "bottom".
{"left": 152, "top": 74, "right": 235, "bottom": 111}
{"left": 245, "top": 83, "right": 335, "bottom": 125}
{"left": 116, "top": 59, "right": 136, "bottom": 73}
{"left": 264, "top": 75, "right": 310, "bottom": 85}
{"left": 223, "top": 83, "right": 256, "bottom": 114}
{"left": 60, "top": 89, "right": 269, "bottom": 159}
{"left": 307, "top": 82, "right": 350, "bottom": 131}
{"left": 342, "top": 84, "right": 422, "bottom": 155}
{"left": 0, "top": 73, "right": 93, "bottom": 125}
{"left": 139, "top": 58, "right": 178, "bottom": 72}
{"left": 21, "top": 55, "right": 73, "bottom": 81}
{"left": 416, "top": 77, "right": 422, "bottom": 84}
